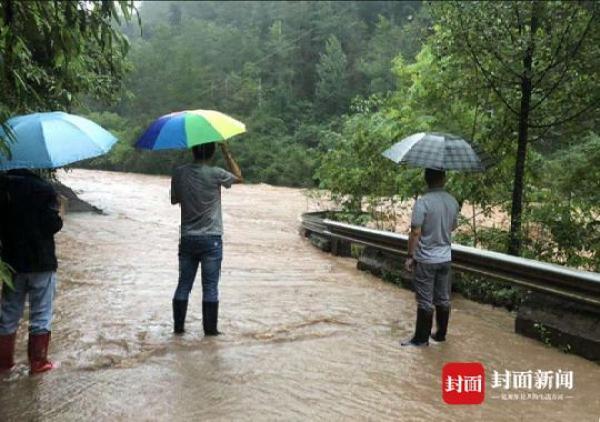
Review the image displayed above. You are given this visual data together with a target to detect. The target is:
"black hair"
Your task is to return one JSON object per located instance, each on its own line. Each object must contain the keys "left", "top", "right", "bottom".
{"left": 424, "top": 168, "right": 445, "bottom": 187}
{"left": 192, "top": 142, "right": 216, "bottom": 161}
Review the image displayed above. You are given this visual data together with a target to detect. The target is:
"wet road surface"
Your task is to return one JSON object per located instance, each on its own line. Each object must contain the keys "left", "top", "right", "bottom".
{"left": 0, "top": 170, "right": 598, "bottom": 421}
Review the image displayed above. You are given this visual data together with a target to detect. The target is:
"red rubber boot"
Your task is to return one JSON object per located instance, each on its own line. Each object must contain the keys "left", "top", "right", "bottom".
{"left": 0, "top": 332, "right": 17, "bottom": 373}
{"left": 28, "top": 332, "right": 58, "bottom": 374}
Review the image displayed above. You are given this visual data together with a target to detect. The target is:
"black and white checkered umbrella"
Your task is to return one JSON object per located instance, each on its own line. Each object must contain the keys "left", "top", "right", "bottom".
{"left": 382, "top": 132, "right": 491, "bottom": 171}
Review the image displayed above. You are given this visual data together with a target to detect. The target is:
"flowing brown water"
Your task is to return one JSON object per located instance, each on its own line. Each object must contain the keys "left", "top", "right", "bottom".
{"left": 0, "top": 169, "right": 598, "bottom": 421}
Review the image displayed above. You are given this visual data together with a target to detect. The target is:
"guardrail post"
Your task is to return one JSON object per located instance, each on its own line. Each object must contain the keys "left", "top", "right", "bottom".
{"left": 357, "top": 246, "right": 413, "bottom": 290}
{"left": 308, "top": 232, "right": 331, "bottom": 253}
{"left": 331, "top": 238, "right": 352, "bottom": 257}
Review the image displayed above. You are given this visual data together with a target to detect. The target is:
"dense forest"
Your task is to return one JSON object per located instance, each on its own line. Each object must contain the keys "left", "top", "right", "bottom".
{"left": 1, "top": 1, "right": 599, "bottom": 270}
{"left": 80, "top": 1, "right": 427, "bottom": 187}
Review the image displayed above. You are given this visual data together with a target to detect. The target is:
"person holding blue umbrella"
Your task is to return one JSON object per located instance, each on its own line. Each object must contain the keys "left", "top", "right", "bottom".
{"left": 0, "top": 169, "right": 64, "bottom": 374}
{"left": 136, "top": 110, "right": 245, "bottom": 336}
{"left": 0, "top": 112, "right": 116, "bottom": 374}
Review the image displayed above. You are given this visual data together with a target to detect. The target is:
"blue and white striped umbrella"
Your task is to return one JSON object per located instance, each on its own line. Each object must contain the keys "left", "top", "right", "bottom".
{"left": 0, "top": 112, "right": 117, "bottom": 170}
{"left": 382, "top": 132, "right": 491, "bottom": 171}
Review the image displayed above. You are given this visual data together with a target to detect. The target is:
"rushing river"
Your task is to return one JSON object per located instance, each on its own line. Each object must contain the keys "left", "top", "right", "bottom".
{"left": 0, "top": 169, "right": 598, "bottom": 421}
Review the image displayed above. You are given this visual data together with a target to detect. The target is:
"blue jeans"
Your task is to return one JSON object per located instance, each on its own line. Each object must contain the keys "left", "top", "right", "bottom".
{"left": 174, "top": 235, "right": 222, "bottom": 303}
{"left": 0, "top": 271, "right": 57, "bottom": 335}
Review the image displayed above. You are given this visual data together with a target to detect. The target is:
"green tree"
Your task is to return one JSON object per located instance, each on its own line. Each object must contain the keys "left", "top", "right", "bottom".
{"left": 82, "top": 1, "right": 429, "bottom": 187}
{"left": 315, "top": 35, "right": 350, "bottom": 116}
{"left": 263, "top": 20, "right": 297, "bottom": 114}
{"left": 316, "top": 105, "right": 400, "bottom": 214}
{"left": 358, "top": 16, "right": 404, "bottom": 94}
{"left": 0, "top": 0, "right": 138, "bottom": 115}
{"left": 528, "top": 133, "right": 600, "bottom": 270}
{"left": 357, "top": 12, "right": 430, "bottom": 94}
{"left": 430, "top": 1, "right": 600, "bottom": 255}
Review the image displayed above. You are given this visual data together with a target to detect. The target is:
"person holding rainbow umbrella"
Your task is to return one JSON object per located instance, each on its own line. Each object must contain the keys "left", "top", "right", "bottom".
{"left": 135, "top": 110, "right": 245, "bottom": 337}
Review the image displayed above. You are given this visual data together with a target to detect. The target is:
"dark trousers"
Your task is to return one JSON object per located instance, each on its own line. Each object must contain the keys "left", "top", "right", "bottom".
{"left": 413, "top": 261, "right": 452, "bottom": 311}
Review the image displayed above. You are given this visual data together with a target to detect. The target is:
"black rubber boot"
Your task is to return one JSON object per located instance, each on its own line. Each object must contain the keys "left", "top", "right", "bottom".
{"left": 202, "top": 301, "right": 221, "bottom": 336}
{"left": 401, "top": 308, "right": 433, "bottom": 347}
{"left": 431, "top": 306, "right": 450, "bottom": 342}
{"left": 173, "top": 299, "right": 188, "bottom": 335}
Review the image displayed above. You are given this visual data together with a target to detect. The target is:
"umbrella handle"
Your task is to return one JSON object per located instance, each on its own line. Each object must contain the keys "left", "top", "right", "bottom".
{"left": 220, "top": 141, "right": 233, "bottom": 154}
{"left": 220, "top": 142, "right": 243, "bottom": 182}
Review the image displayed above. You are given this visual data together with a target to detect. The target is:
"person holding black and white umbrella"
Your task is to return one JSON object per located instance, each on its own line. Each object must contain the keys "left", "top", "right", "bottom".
{"left": 402, "top": 168, "right": 458, "bottom": 346}
{"left": 382, "top": 132, "right": 491, "bottom": 347}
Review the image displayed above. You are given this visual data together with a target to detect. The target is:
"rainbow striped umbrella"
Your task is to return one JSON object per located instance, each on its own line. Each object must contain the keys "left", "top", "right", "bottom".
{"left": 135, "top": 110, "right": 246, "bottom": 150}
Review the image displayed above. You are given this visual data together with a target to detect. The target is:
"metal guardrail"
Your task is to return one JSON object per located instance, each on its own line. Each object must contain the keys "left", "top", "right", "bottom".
{"left": 300, "top": 212, "right": 600, "bottom": 308}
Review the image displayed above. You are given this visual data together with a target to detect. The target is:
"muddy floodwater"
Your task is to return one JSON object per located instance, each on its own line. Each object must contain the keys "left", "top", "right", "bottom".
{"left": 1, "top": 169, "right": 598, "bottom": 421}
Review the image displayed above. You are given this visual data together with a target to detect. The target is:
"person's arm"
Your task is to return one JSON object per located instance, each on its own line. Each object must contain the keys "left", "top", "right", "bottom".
{"left": 40, "top": 190, "right": 63, "bottom": 235}
{"left": 220, "top": 142, "right": 243, "bottom": 183}
{"left": 405, "top": 226, "right": 421, "bottom": 272}
{"left": 405, "top": 198, "right": 425, "bottom": 272}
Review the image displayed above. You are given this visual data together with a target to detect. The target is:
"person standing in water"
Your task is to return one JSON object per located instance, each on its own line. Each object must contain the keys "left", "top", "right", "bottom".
{"left": 170, "top": 142, "right": 242, "bottom": 336}
{"left": 0, "top": 169, "right": 63, "bottom": 374}
{"left": 401, "top": 168, "right": 459, "bottom": 347}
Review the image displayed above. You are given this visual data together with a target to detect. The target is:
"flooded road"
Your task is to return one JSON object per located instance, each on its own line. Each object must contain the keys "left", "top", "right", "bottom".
{"left": 1, "top": 169, "right": 598, "bottom": 421}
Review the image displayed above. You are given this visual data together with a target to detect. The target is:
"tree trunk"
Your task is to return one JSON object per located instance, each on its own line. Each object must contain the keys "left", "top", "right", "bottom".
{"left": 472, "top": 202, "right": 477, "bottom": 247}
{"left": 508, "top": 109, "right": 529, "bottom": 256}
{"left": 508, "top": 5, "right": 539, "bottom": 256}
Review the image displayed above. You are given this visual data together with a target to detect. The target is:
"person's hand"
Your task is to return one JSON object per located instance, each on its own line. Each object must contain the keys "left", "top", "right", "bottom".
{"left": 404, "top": 257, "right": 415, "bottom": 273}
{"left": 57, "top": 194, "right": 67, "bottom": 218}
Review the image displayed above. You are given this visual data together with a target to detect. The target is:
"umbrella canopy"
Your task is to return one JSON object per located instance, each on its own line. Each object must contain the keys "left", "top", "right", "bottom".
{"left": 135, "top": 109, "right": 246, "bottom": 150}
{"left": 0, "top": 112, "right": 117, "bottom": 170}
{"left": 382, "top": 132, "right": 491, "bottom": 171}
